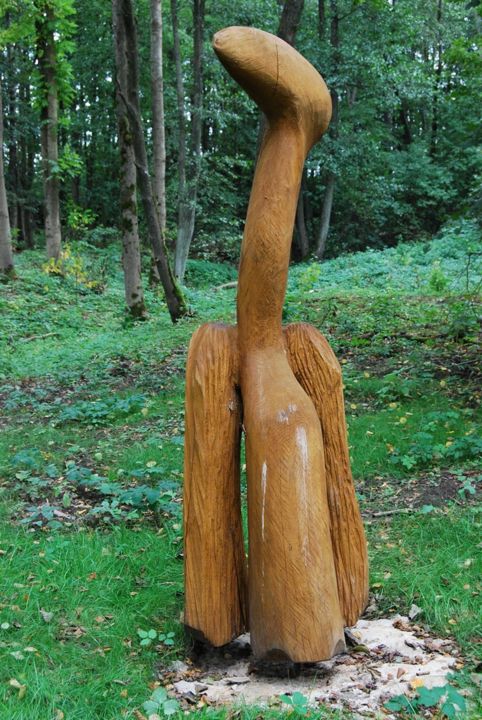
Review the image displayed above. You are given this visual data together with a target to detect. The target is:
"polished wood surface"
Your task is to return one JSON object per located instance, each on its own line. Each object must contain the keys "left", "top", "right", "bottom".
{"left": 183, "top": 26, "right": 368, "bottom": 662}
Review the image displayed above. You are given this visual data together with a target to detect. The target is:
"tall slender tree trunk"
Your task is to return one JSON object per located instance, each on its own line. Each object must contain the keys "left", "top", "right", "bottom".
{"left": 278, "top": 0, "right": 304, "bottom": 45}
{"left": 36, "top": 3, "right": 62, "bottom": 260}
{"left": 0, "top": 77, "right": 14, "bottom": 277}
{"left": 6, "top": 46, "right": 19, "bottom": 238}
{"left": 23, "top": 78, "right": 35, "bottom": 249}
{"left": 294, "top": 172, "right": 309, "bottom": 260}
{"left": 172, "top": 0, "right": 205, "bottom": 282}
{"left": 119, "top": 0, "right": 187, "bottom": 322}
{"left": 170, "top": 0, "right": 186, "bottom": 246}
{"left": 318, "top": 0, "right": 325, "bottom": 36}
{"left": 277, "top": 1, "right": 307, "bottom": 258}
{"left": 316, "top": 0, "right": 338, "bottom": 260}
{"left": 316, "top": 170, "right": 335, "bottom": 260}
{"left": 430, "top": 0, "right": 443, "bottom": 157}
{"left": 150, "top": 0, "right": 166, "bottom": 232}
{"left": 112, "top": 0, "right": 146, "bottom": 319}
{"left": 18, "top": 76, "right": 33, "bottom": 248}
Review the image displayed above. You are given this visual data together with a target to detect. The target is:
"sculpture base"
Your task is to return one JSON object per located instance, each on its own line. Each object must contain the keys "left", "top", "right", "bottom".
{"left": 170, "top": 618, "right": 459, "bottom": 713}
{"left": 184, "top": 626, "right": 346, "bottom": 666}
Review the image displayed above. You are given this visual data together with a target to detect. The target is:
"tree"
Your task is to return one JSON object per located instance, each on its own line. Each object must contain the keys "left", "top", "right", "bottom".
{"left": 171, "top": 0, "right": 205, "bottom": 282}
{"left": 34, "top": 0, "right": 70, "bottom": 260}
{"left": 112, "top": 0, "right": 146, "bottom": 319}
{"left": 116, "top": 0, "right": 187, "bottom": 322}
{"left": 278, "top": 0, "right": 304, "bottom": 45}
{"left": 276, "top": 0, "right": 307, "bottom": 259}
{"left": 0, "top": 75, "right": 14, "bottom": 277}
{"left": 315, "top": 0, "right": 338, "bottom": 260}
{"left": 2, "top": 0, "right": 480, "bottom": 273}
{"left": 150, "top": 0, "right": 166, "bottom": 232}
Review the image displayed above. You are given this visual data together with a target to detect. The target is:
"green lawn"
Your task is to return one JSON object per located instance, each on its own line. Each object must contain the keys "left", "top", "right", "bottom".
{"left": 0, "top": 230, "right": 480, "bottom": 719}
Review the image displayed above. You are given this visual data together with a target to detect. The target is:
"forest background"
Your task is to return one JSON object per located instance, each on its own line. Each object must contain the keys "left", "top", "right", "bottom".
{"left": 0, "top": 0, "right": 481, "bottom": 307}
{"left": 0, "top": 1, "right": 481, "bottom": 719}
{"left": 0, "top": 0, "right": 482, "bottom": 720}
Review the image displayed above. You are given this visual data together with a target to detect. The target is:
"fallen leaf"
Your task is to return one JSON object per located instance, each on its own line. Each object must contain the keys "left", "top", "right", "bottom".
{"left": 410, "top": 678, "right": 425, "bottom": 689}
{"left": 40, "top": 608, "right": 54, "bottom": 623}
{"left": 409, "top": 604, "right": 423, "bottom": 620}
{"left": 10, "top": 651, "right": 24, "bottom": 660}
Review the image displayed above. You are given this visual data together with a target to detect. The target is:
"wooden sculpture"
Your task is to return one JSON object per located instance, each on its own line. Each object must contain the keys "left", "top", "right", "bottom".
{"left": 183, "top": 26, "right": 368, "bottom": 664}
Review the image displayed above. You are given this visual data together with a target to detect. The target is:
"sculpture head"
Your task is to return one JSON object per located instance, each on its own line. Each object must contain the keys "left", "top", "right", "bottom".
{"left": 213, "top": 26, "right": 332, "bottom": 150}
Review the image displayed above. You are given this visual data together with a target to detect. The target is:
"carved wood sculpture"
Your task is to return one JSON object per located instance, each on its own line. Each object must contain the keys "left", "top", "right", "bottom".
{"left": 184, "top": 26, "right": 369, "bottom": 664}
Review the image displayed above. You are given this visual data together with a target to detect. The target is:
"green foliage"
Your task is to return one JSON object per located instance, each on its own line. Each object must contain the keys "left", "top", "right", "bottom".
{"left": 385, "top": 682, "right": 466, "bottom": 718}
{"left": 143, "top": 686, "right": 180, "bottom": 717}
{"left": 184, "top": 258, "right": 237, "bottom": 289}
{"left": 389, "top": 411, "right": 482, "bottom": 471}
{"left": 0, "top": 237, "right": 480, "bottom": 718}
{"left": 429, "top": 262, "right": 449, "bottom": 292}
{"left": 137, "top": 628, "right": 175, "bottom": 648}
{"left": 53, "top": 143, "right": 83, "bottom": 180}
{"left": 280, "top": 691, "right": 310, "bottom": 715}
{"left": 33, "top": 0, "right": 77, "bottom": 107}
{"left": 42, "top": 243, "right": 105, "bottom": 291}
{"left": 58, "top": 393, "right": 146, "bottom": 425}
{"left": 2, "top": 0, "right": 481, "bottom": 266}
{"left": 66, "top": 202, "right": 97, "bottom": 239}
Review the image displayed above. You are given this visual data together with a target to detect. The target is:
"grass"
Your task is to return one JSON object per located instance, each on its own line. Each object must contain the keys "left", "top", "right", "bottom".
{"left": 0, "top": 223, "right": 481, "bottom": 718}
{"left": 0, "top": 518, "right": 181, "bottom": 719}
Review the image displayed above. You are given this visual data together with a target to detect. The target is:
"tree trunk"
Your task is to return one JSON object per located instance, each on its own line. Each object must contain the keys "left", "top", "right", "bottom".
{"left": 316, "top": 171, "right": 335, "bottom": 260}
{"left": 398, "top": 98, "right": 412, "bottom": 148}
{"left": 277, "top": 1, "right": 306, "bottom": 257}
{"left": 294, "top": 171, "right": 309, "bottom": 260}
{"left": 172, "top": 0, "right": 205, "bottom": 282}
{"left": 18, "top": 76, "right": 33, "bottom": 249}
{"left": 150, "top": 0, "right": 166, "bottom": 232}
{"left": 120, "top": 0, "right": 187, "bottom": 322}
{"left": 0, "top": 77, "right": 14, "bottom": 276}
{"left": 318, "top": 0, "right": 325, "bottom": 36}
{"left": 278, "top": 0, "right": 305, "bottom": 45}
{"left": 112, "top": 0, "right": 146, "bottom": 319}
{"left": 6, "top": 46, "right": 20, "bottom": 240}
{"left": 316, "top": 0, "right": 339, "bottom": 260}
{"left": 23, "top": 78, "right": 35, "bottom": 249}
{"left": 430, "top": 0, "right": 443, "bottom": 157}
{"left": 36, "top": 4, "right": 62, "bottom": 261}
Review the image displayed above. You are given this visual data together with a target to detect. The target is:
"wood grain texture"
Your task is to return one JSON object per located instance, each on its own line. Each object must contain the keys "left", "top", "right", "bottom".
{"left": 215, "top": 27, "right": 344, "bottom": 662}
{"left": 184, "top": 26, "right": 367, "bottom": 663}
{"left": 284, "top": 323, "right": 369, "bottom": 626}
{"left": 183, "top": 323, "right": 247, "bottom": 646}
{"left": 242, "top": 349, "right": 345, "bottom": 661}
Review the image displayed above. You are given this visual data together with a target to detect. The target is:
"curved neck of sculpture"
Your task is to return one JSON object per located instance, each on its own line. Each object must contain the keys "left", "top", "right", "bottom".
{"left": 237, "top": 120, "right": 305, "bottom": 352}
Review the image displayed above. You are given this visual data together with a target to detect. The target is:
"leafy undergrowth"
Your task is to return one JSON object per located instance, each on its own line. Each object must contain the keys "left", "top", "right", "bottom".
{"left": 0, "top": 226, "right": 481, "bottom": 718}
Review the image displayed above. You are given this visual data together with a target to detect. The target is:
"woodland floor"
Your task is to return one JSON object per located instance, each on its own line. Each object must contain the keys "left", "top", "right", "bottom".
{"left": 0, "top": 230, "right": 480, "bottom": 719}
